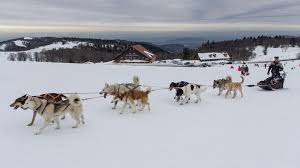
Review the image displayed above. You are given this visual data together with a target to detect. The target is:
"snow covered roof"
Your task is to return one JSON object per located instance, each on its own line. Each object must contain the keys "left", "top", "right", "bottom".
{"left": 198, "top": 52, "right": 230, "bottom": 61}
{"left": 114, "top": 44, "right": 156, "bottom": 63}
{"left": 132, "top": 44, "right": 156, "bottom": 59}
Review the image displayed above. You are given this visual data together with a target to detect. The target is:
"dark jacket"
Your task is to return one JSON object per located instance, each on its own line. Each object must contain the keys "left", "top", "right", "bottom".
{"left": 268, "top": 61, "right": 283, "bottom": 77}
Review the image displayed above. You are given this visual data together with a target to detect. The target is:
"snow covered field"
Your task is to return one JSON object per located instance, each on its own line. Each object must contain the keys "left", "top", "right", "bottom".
{"left": 1, "top": 61, "right": 300, "bottom": 168}
{"left": 0, "top": 40, "right": 89, "bottom": 61}
{"left": 251, "top": 46, "right": 300, "bottom": 62}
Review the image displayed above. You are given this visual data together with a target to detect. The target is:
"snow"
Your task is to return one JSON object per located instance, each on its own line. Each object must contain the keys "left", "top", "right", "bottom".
{"left": 0, "top": 41, "right": 88, "bottom": 61}
{"left": 24, "top": 37, "right": 33, "bottom": 40}
{"left": 251, "top": 46, "right": 300, "bottom": 62}
{"left": 28, "top": 41, "right": 87, "bottom": 52}
{"left": 13, "top": 40, "right": 26, "bottom": 47}
{"left": 144, "top": 50, "right": 155, "bottom": 58}
{"left": 0, "top": 44, "right": 7, "bottom": 50}
{"left": 1, "top": 61, "right": 300, "bottom": 168}
{"left": 198, "top": 52, "right": 230, "bottom": 61}
{"left": 119, "top": 59, "right": 151, "bottom": 63}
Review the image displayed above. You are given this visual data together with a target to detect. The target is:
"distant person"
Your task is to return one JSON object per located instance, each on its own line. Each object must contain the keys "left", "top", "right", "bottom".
{"left": 264, "top": 63, "right": 267, "bottom": 69}
{"left": 244, "top": 65, "right": 249, "bottom": 75}
{"left": 267, "top": 57, "right": 283, "bottom": 79}
{"left": 241, "top": 65, "right": 245, "bottom": 76}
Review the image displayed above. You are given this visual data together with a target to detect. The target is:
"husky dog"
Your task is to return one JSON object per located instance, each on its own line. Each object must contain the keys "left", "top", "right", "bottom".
{"left": 169, "top": 81, "right": 189, "bottom": 101}
{"left": 213, "top": 76, "right": 232, "bottom": 96}
{"left": 100, "top": 75, "right": 140, "bottom": 109}
{"left": 21, "top": 94, "right": 84, "bottom": 135}
{"left": 10, "top": 93, "right": 67, "bottom": 126}
{"left": 225, "top": 76, "right": 244, "bottom": 99}
{"left": 112, "top": 88, "right": 151, "bottom": 114}
{"left": 176, "top": 83, "right": 207, "bottom": 105}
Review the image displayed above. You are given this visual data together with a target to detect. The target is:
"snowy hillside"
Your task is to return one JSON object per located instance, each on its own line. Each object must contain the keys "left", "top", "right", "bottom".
{"left": 251, "top": 46, "right": 300, "bottom": 62}
{"left": 1, "top": 60, "right": 300, "bottom": 168}
{"left": 0, "top": 41, "right": 89, "bottom": 62}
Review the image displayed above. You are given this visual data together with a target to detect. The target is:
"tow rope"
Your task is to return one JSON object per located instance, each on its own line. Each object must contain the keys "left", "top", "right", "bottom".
{"left": 81, "top": 96, "right": 104, "bottom": 101}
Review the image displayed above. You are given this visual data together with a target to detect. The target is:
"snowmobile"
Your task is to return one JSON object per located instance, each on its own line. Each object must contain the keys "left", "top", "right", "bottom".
{"left": 257, "top": 71, "right": 286, "bottom": 91}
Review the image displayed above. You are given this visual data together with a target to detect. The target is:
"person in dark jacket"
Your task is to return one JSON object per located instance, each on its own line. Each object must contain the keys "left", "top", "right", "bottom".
{"left": 241, "top": 65, "right": 245, "bottom": 76}
{"left": 267, "top": 57, "right": 283, "bottom": 78}
{"left": 244, "top": 65, "right": 249, "bottom": 74}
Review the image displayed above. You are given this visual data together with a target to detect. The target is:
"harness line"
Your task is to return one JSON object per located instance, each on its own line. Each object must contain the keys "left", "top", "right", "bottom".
{"left": 62, "top": 92, "right": 100, "bottom": 95}
{"left": 81, "top": 96, "right": 104, "bottom": 101}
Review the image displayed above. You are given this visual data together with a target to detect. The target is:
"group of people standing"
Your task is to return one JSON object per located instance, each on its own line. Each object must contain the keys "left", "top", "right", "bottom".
{"left": 238, "top": 64, "right": 249, "bottom": 76}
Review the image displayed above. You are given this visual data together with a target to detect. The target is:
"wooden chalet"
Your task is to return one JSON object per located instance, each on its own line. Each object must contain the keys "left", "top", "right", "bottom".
{"left": 113, "top": 44, "right": 156, "bottom": 63}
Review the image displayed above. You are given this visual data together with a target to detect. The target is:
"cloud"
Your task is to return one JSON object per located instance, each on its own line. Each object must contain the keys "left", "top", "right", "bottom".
{"left": 219, "top": 1, "right": 300, "bottom": 22}
{"left": 0, "top": 0, "right": 299, "bottom": 32}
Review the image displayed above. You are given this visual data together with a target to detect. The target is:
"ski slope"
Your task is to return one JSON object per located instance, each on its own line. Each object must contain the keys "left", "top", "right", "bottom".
{"left": 0, "top": 41, "right": 88, "bottom": 59}
{"left": 1, "top": 61, "right": 300, "bottom": 168}
{"left": 251, "top": 46, "right": 300, "bottom": 62}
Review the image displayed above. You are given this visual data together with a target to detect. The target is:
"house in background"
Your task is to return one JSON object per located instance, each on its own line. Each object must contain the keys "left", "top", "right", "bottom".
{"left": 197, "top": 52, "right": 230, "bottom": 62}
{"left": 113, "top": 44, "right": 156, "bottom": 63}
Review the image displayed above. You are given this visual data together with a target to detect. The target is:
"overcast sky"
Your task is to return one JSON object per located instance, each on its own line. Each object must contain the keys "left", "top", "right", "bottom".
{"left": 0, "top": 0, "right": 300, "bottom": 32}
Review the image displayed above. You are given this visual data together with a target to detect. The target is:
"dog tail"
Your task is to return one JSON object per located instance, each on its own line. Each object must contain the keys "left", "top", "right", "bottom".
{"left": 240, "top": 76, "right": 244, "bottom": 84}
{"left": 68, "top": 94, "right": 82, "bottom": 107}
{"left": 197, "top": 85, "right": 207, "bottom": 92}
{"left": 133, "top": 75, "right": 140, "bottom": 86}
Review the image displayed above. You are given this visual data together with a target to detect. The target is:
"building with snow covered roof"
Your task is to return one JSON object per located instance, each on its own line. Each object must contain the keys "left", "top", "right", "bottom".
{"left": 113, "top": 44, "right": 156, "bottom": 63}
{"left": 197, "top": 52, "right": 230, "bottom": 62}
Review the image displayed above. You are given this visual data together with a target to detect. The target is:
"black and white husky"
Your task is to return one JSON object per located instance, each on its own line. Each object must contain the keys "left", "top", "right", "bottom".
{"left": 169, "top": 81, "right": 189, "bottom": 101}
{"left": 176, "top": 83, "right": 207, "bottom": 105}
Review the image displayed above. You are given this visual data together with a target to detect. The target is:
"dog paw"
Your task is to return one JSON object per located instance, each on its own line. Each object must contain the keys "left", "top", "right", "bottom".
{"left": 27, "top": 123, "right": 33, "bottom": 127}
{"left": 55, "top": 127, "right": 60, "bottom": 130}
{"left": 72, "top": 126, "right": 78, "bottom": 129}
{"left": 34, "top": 132, "right": 41, "bottom": 135}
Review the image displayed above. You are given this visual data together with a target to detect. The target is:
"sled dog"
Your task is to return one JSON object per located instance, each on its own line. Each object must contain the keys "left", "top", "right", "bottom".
{"left": 225, "top": 76, "right": 244, "bottom": 99}
{"left": 111, "top": 88, "right": 151, "bottom": 114}
{"left": 100, "top": 75, "right": 140, "bottom": 109}
{"left": 10, "top": 93, "right": 67, "bottom": 126}
{"left": 213, "top": 76, "right": 232, "bottom": 96}
{"left": 21, "top": 94, "right": 84, "bottom": 135}
{"left": 169, "top": 81, "right": 189, "bottom": 101}
{"left": 176, "top": 83, "right": 207, "bottom": 105}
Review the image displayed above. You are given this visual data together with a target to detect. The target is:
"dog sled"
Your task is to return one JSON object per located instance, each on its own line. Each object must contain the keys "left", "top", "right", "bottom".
{"left": 257, "top": 72, "right": 286, "bottom": 91}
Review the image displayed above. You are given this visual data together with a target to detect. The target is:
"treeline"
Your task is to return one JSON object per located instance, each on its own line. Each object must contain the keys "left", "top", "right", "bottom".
{"left": 4, "top": 37, "right": 177, "bottom": 63}
{"left": 7, "top": 49, "right": 117, "bottom": 63}
{"left": 7, "top": 46, "right": 177, "bottom": 63}
{"left": 1, "top": 37, "right": 168, "bottom": 54}
{"left": 6, "top": 35, "right": 300, "bottom": 62}
{"left": 195, "top": 35, "right": 300, "bottom": 61}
